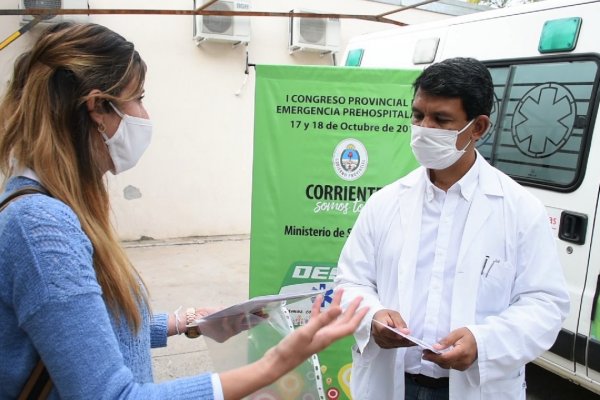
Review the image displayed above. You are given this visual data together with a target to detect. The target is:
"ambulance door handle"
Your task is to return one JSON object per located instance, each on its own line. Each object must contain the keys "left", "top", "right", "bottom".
{"left": 558, "top": 211, "right": 588, "bottom": 245}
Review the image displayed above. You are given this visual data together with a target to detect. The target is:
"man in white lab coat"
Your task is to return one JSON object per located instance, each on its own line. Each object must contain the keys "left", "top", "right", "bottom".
{"left": 335, "top": 57, "right": 570, "bottom": 400}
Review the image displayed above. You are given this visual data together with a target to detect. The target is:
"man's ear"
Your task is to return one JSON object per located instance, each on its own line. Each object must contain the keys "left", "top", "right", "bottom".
{"left": 472, "top": 115, "right": 491, "bottom": 141}
{"left": 86, "top": 89, "right": 106, "bottom": 127}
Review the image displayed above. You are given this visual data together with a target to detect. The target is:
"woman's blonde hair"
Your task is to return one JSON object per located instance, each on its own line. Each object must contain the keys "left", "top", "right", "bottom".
{"left": 0, "top": 22, "right": 148, "bottom": 332}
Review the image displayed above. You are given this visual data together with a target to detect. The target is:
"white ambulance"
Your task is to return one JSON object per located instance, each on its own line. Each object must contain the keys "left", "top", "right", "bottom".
{"left": 342, "top": 0, "right": 600, "bottom": 394}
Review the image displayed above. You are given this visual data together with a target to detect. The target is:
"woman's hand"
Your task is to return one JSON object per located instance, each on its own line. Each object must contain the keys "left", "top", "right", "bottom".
{"left": 219, "top": 289, "right": 368, "bottom": 400}
{"left": 266, "top": 289, "right": 368, "bottom": 372}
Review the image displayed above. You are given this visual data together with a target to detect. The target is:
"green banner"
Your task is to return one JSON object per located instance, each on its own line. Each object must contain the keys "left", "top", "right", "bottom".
{"left": 250, "top": 65, "right": 420, "bottom": 400}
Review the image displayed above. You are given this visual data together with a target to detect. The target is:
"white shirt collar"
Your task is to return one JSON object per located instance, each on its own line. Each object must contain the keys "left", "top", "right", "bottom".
{"left": 424, "top": 153, "right": 481, "bottom": 202}
{"left": 453, "top": 153, "right": 481, "bottom": 202}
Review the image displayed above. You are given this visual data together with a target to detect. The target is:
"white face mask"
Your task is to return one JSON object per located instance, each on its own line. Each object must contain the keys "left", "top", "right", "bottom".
{"left": 102, "top": 102, "right": 153, "bottom": 175}
{"left": 410, "top": 119, "right": 474, "bottom": 170}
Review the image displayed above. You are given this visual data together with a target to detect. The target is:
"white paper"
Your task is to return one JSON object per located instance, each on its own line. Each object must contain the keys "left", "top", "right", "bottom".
{"left": 192, "top": 290, "right": 325, "bottom": 324}
{"left": 373, "top": 319, "right": 443, "bottom": 354}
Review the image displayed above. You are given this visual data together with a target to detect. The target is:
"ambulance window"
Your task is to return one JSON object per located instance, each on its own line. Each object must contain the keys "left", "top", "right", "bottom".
{"left": 478, "top": 59, "right": 599, "bottom": 191}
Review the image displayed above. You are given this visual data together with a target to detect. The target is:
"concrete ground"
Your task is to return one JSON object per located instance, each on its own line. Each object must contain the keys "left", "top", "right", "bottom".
{"left": 125, "top": 235, "right": 251, "bottom": 382}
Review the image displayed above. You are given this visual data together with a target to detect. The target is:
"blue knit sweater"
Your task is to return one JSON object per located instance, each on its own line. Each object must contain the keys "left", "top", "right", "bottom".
{"left": 0, "top": 177, "right": 215, "bottom": 399}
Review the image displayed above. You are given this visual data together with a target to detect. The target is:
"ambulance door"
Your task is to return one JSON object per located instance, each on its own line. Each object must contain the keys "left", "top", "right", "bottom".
{"left": 478, "top": 55, "right": 600, "bottom": 373}
{"left": 584, "top": 186, "right": 600, "bottom": 383}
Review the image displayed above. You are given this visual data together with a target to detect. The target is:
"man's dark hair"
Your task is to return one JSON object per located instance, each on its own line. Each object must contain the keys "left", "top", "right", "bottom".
{"left": 413, "top": 57, "right": 494, "bottom": 120}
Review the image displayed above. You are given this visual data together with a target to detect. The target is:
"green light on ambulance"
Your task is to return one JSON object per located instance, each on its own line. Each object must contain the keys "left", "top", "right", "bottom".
{"left": 539, "top": 17, "right": 582, "bottom": 53}
{"left": 345, "top": 48, "right": 364, "bottom": 67}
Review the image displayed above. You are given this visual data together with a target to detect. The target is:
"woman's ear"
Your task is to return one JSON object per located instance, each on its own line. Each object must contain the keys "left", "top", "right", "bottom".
{"left": 86, "top": 89, "right": 106, "bottom": 127}
{"left": 472, "top": 115, "right": 491, "bottom": 141}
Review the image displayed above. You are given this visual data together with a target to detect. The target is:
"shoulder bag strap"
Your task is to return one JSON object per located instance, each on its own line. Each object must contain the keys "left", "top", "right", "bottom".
{"left": 17, "top": 360, "right": 52, "bottom": 400}
{"left": 0, "top": 186, "right": 49, "bottom": 211}
{"left": 1, "top": 186, "right": 53, "bottom": 400}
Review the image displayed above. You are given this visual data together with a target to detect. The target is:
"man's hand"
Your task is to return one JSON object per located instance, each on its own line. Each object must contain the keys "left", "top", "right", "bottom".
{"left": 371, "top": 309, "right": 415, "bottom": 349}
{"left": 422, "top": 327, "right": 478, "bottom": 370}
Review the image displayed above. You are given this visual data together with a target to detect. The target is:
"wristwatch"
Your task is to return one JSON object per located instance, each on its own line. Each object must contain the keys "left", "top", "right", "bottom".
{"left": 185, "top": 308, "right": 201, "bottom": 339}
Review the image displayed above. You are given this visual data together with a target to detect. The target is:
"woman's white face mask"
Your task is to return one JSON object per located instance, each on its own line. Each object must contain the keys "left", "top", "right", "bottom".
{"left": 410, "top": 119, "right": 474, "bottom": 170}
{"left": 102, "top": 102, "right": 153, "bottom": 175}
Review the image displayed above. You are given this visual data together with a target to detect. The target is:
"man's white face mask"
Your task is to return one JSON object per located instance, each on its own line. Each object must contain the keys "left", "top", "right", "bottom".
{"left": 410, "top": 119, "right": 475, "bottom": 170}
{"left": 102, "top": 102, "right": 153, "bottom": 175}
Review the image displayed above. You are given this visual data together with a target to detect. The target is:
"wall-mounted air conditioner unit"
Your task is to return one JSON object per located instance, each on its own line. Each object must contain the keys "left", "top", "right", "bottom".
{"left": 289, "top": 9, "right": 341, "bottom": 54}
{"left": 19, "top": 0, "right": 89, "bottom": 25}
{"left": 193, "top": 0, "right": 251, "bottom": 45}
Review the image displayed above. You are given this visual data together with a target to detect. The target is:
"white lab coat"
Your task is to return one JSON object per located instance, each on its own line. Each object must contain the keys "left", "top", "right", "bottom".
{"left": 335, "top": 157, "right": 570, "bottom": 400}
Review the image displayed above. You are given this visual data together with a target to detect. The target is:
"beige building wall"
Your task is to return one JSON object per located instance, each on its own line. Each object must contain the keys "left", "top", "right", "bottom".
{"left": 0, "top": 0, "right": 458, "bottom": 240}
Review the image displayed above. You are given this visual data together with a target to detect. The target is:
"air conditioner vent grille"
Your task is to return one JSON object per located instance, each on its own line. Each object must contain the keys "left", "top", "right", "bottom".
{"left": 202, "top": 1, "right": 233, "bottom": 35}
{"left": 289, "top": 9, "right": 341, "bottom": 54}
{"left": 24, "top": 0, "right": 61, "bottom": 8}
{"left": 299, "top": 18, "right": 326, "bottom": 45}
{"left": 193, "top": 0, "right": 251, "bottom": 44}
{"left": 19, "top": 0, "right": 88, "bottom": 25}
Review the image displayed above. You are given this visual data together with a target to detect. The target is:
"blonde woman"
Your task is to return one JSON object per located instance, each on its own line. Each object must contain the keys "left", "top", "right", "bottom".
{"left": 0, "top": 22, "right": 367, "bottom": 399}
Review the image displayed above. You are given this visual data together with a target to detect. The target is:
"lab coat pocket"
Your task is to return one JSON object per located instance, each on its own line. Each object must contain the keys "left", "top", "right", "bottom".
{"left": 476, "top": 260, "right": 515, "bottom": 317}
{"left": 481, "top": 373, "right": 526, "bottom": 399}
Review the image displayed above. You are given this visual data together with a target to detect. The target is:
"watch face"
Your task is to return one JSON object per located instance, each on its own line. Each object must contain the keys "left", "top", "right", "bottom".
{"left": 185, "top": 326, "right": 200, "bottom": 338}
{"left": 185, "top": 308, "right": 201, "bottom": 338}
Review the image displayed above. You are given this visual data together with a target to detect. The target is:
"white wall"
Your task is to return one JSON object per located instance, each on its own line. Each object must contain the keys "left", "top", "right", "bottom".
{"left": 0, "top": 0, "right": 453, "bottom": 240}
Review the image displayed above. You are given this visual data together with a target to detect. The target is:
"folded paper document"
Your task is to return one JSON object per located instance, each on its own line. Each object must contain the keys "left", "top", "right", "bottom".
{"left": 191, "top": 290, "right": 325, "bottom": 325}
{"left": 373, "top": 319, "right": 443, "bottom": 354}
{"left": 189, "top": 290, "right": 326, "bottom": 343}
